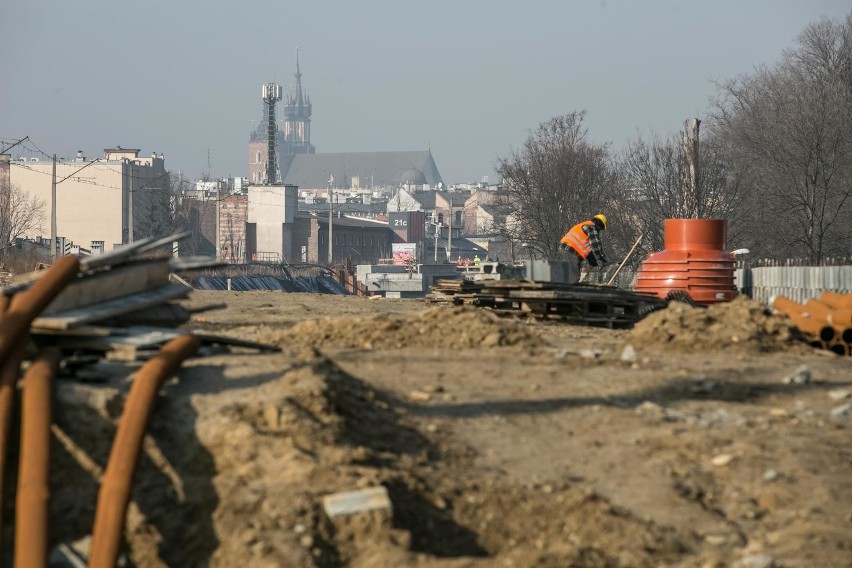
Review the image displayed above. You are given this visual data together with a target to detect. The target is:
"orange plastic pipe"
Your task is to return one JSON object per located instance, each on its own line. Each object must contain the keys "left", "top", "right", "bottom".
{"left": 828, "top": 340, "right": 847, "bottom": 356}
{"left": 827, "top": 308, "right": 852, "bottom": 328}
{"left": 88, "top": 334, "right": 200, "bottom": 568}
{"left": 771, "top": 296, "right": 835, "bottom": 342}
{"left": 663, "top": 219, "right": 727, "bottom": 251}
{"left": 803, "top": 299, "right": 833, "bottom": 318}
{"left": 820, "top": 291, "right": 852, "bottom": 310}
{"left": 0, "top": 256, "right": 79, "bottom": 364}
{"left": 14, "top": 348, "right": 61, "bottom": 568}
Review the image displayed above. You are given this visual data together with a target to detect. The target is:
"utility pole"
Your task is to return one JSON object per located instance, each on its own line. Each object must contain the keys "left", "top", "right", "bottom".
{"left": 682, "top": 118, "right": 700, "bottom": 218}
{"left": 215, "top": 184, "right": 221, "bottom": 260}
{"left": 50, "top": 153, "right": 100, "bottom": 257}
{"left": 447, "top": 204, "right": 453, "bottom": 262}
{"left": 127, "top": 162, "right": 134, "bottom": 243}
{"left": 50, "top": 155, "right": 57, "bottom": 260}
{"left": 327, "top": 175, "right": 334, "bottom": 264}
{"left": 434, "top": 219, "right": 439, "bottom": 263}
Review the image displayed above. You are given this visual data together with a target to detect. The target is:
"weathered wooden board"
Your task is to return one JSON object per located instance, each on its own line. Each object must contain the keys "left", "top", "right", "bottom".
{"left": 170, "top": 256, "right": 228, "bottom": 272}
{"left": 42, "top": 258, "right": 172, "bottom": 314}
{"left": 32, "top": 284, "right": 191, "bottom": 330}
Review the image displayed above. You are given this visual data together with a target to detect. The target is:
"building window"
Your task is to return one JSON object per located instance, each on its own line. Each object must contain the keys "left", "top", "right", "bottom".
{"left": 256, "top": 151, "right": 261, "bottom": 163}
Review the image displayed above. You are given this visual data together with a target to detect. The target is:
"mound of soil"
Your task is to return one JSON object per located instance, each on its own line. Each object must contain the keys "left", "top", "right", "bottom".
{"left": 628, "top": 296, "right": 798, "bottom": 353}
{"left": 178, "top": 351, "right": 688, "bottom": 567}
{"left": 255, "top": 306, "right": 545, "bottom": 350}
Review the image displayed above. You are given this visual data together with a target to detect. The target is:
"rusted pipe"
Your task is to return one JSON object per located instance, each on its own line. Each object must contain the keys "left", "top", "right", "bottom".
{"left": 0, "top": 341, "right": 26, "bottom": 566}
{"left": 88, "top": 334, "right": 200, "bottom": 568}
{"left": 14, "top": 348, "right": 61, "bottom": 568}
{"left": 0, "top": 256, "right": 79, "bottom": 364}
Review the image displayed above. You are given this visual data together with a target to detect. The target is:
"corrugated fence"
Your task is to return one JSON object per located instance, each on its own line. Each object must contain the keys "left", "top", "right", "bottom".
{"left": 607, "top": 263, "right": 852, "bottom": 305}
{"left": 735, "top": 265, "right": 852, "bottom": 304}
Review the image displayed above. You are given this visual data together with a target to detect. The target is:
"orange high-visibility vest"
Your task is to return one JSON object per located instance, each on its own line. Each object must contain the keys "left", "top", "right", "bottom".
{"left": 560, "top": 221, "right": 593, "bottom": 258}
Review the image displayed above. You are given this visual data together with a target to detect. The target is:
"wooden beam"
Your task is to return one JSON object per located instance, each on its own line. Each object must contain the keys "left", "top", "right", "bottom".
{"left": 31, "top": 284, "right": 191, "bottom": 330}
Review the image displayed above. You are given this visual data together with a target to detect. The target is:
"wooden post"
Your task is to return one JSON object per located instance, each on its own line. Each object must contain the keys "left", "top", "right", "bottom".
{"left": 682, "top": 118, "right": 700, "bottom": 218}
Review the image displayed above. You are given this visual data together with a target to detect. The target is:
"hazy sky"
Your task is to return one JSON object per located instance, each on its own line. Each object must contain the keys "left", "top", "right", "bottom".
{"left": 2, "top": 1, "right": 849, "bottom": 184}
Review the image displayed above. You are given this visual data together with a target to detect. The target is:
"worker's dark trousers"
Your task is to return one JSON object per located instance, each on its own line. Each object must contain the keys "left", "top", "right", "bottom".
{"left": 558, "top": 250, "right": 582, "bottom": 285}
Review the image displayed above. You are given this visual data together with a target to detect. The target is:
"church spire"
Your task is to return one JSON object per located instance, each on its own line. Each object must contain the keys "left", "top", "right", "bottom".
{"left": 294, "top": 47, "right": 304, "bottom": 106}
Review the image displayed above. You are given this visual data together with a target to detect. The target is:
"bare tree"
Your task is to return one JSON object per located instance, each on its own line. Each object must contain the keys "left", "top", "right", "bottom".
{"left": 621, "top": 128, "right": 749, "bottom": 252}
{"left": 0, "top": 179, "right": 45, "bottom": 255}
{"left": 494, "top": 112, "right": 623, "bottom": 260}
{"left": 713, "top": 12, "right": 852, "bottom": 260}
{"left": 167, "top": 172, "right": 217, "bottom": 256}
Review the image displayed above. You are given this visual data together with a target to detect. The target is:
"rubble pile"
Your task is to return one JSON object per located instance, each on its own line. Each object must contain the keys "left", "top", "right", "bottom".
{"left": 628, "top": 296, "right": 800, "bottom": 353}
{"left": 255, "top": 306, "right": 545, "bottom": 351}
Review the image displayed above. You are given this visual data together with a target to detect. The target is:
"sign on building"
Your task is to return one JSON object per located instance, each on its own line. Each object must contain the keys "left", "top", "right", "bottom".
{"left": 391, "top": 243, "right": 418, "bottom": 265}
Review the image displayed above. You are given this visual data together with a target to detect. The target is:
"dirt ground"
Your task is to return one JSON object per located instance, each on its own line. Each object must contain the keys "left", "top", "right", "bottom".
{"left": 36, "top": 291, "right": 852, "bottom": 567}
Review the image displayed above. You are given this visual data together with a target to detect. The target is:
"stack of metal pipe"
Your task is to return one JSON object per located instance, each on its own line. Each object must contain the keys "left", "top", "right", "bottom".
{"left": 770, "top": 291, "right": 852, "bottom": 356}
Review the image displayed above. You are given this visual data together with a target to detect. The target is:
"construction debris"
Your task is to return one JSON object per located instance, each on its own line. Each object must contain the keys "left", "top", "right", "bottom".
{"left": 2, "top": 234, "right": 278, "bottom": 364}
{"left": 322, "top": 486, "right": 393, "bottom": 518}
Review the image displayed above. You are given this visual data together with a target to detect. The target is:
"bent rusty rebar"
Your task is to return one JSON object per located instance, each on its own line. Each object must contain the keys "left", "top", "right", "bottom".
{"left": 0, "top": 340, "right": 26, "bottom": 565}
{"left": 88, "top": 334, "right": 200, "bottom": 568}
{"left": 0, "top": 256, "right": 78, "bottom": 563}
{"left": 0, "top": 256, "right": 80, "bottom": 364}
{"left": 14, "top": 348, "right": 61, "bottom": 568}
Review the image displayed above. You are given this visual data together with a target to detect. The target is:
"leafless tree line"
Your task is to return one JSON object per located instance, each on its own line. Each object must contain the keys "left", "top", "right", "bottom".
{"left": 496, "top": 12, "right": 852, "bottom": 263}
{"left": 0, "top": 179, "right": 45, "bottom": 257}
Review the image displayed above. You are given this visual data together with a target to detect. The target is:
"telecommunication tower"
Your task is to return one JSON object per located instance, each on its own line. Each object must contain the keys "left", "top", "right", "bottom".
{"left": 261, "top": 83, "right": 282, "bottom": 184}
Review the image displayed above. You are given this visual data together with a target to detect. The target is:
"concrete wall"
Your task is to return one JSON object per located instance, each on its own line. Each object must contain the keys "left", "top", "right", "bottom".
{"left": 247, "top": 184, "right": 298, "bottom": 261}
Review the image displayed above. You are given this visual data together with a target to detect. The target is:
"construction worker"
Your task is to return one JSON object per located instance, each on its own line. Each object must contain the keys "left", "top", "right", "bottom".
{"left": 559, "top": 214, "right": 609, "bottom": 269}
{"left": 473, "top": 255, "right": 481, "bottom": 267}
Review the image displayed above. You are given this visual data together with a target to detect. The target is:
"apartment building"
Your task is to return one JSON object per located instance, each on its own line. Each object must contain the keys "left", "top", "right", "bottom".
{"left": 8, "top": 148, "right": 169, "bottom": 253}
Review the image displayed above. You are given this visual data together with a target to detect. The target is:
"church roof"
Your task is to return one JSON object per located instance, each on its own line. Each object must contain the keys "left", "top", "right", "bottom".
{"left": 283, "top": 150, "right": 443, "bottom": 189}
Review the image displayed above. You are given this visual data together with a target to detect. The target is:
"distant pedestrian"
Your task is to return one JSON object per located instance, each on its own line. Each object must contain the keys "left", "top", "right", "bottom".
{"left": 473, "top": 255, "right": 481, "bottom": 267}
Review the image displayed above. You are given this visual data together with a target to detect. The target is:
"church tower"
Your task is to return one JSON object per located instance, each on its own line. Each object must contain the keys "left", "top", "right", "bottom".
{"left": 281, "top": 49, "right": 315, "bottom": 175}
{"left": 248, "top": 49, "right": 315, "bottom": 184}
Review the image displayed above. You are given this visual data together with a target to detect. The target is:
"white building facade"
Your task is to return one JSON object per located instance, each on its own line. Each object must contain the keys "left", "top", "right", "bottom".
{"left": 8, "top": 148, "right": 168, "bottom": 253}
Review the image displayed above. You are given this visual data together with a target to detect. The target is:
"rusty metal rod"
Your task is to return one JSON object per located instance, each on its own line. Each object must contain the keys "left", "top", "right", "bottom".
{"left": 14, "top": 348, "right": 61, "bottom": 568}
{"left": 0, "top": 340, "right": 26, "bottom": 566}
{"left": 1, "top": 257, "right": 77, "bottom": 563}
{"left": 0, "top": 256, "right": 79, "bottom": 364}
{"left": 88, "top": 334, "right": 200, "bottom": 568}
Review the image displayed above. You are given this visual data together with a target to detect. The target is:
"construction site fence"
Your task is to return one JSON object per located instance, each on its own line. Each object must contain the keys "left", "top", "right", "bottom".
{"left": 605, "top": 262, "right": 852, "bottom": 305}
{"left": 735, "top": 264, "right": 852, "bottom": 304}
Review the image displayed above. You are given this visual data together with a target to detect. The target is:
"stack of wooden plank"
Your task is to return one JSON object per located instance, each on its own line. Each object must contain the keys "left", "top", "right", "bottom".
{"left": 4, "top": 233, "right": 278, "bottom": 365}
{"left": 427, "top": 278, "right": 667, "bottom": 328}
{"left": 425, "top": 279, "right": 486, "bottom": 304}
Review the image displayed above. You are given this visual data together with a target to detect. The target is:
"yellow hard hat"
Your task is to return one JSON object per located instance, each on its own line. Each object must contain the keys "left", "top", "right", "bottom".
{"left": 593, "top": 214, "right": 608, "bottom": 230}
